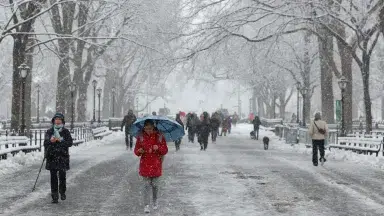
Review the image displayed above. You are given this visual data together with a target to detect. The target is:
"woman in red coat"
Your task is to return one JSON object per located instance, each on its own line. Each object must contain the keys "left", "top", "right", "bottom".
{"left": 134, "top": 119, "right": 168, "bottom": 213}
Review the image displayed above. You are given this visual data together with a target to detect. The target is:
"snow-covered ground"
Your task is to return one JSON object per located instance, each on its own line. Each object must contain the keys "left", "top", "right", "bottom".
{"left": 1, "top": 124, "right": 384, "bottom": 215}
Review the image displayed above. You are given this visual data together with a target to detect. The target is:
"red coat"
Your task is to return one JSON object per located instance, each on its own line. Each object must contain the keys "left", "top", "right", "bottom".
{"left": 134, "top": 131, "right": 168, "bottom": 177}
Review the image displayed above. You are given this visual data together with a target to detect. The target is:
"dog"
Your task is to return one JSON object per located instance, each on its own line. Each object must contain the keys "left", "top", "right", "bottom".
{"left": 263, "top": 136, "right": 269, "bottom": 150}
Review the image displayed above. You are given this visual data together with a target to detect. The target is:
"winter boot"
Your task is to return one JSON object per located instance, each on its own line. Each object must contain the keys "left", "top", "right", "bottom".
{"left": 153, "top": 200, "right": 158, "bottom": 210}
{"left": 60, "top": 193, "right": 66, "bottom": 200}
{"left": 320, "top": 158, "right": 327, "bottom": 166}
{"left": 144, "top": 205, "right": 150, "bottom": 213}
{"left": 51, "top": 193, "right": 59, "bottom": 203}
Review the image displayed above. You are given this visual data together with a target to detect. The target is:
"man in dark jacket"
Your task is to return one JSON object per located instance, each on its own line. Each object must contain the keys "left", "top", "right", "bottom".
{"left": 210, "top": 112, "right": 220, "bottom": 143}
{"left": 252, "top": 116, "right": 261, "bottom": 140}
{"left": 44, "top": 113, "right": 73, "bottom": 203}
{"left": 198, "top": 112, "right": 211, "bottom": 150}
{"left": 121, "top": 109, "right": 137, "bottom": 150}
{"left": 186, "top": 113, "right": 198, "bottom": 143}
{"left": 175, "top": 113, "right": 184, "bottom": 151}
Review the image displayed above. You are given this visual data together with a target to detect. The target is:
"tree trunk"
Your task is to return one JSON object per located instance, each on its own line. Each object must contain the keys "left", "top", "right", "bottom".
{"left": 337, "top": 41, "right": 353, "bottom": 132}
{"left": 102, "top": 71, "right": 113, "bottom": 119}
{"left": 11, "top": 35, "right": 26, "bottom": 131}
{"left": 318, "top": 29, "right": 335, "bottom": 123}
{"left": 279, "top": 93, "right": 286, "bottom": 120}
{"left": 257, "top": 96, "right": 264, "bottom": 117}
{"left": 362, "top": 50, "right": 372, "bottom": 133}
{"left": 303, "top": 32, "right": 312, "bottom": 124}
{"left": 76, "top": 83, "right": 87, "bottom": 121}
{"left": 55, "top": 40, "right": 71, "bottom": 115}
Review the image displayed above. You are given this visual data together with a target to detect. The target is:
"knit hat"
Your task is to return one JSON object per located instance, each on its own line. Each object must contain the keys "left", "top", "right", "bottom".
{"left": 51, "top": 112, "right": 65, "bottom": 124}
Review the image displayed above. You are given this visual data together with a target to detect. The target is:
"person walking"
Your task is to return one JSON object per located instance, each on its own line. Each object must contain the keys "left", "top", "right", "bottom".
{"left": 186, "top": 113, "right": 198, "bottom": 143}
{"left": 308, "top": 112, "right": 328, "bottom": 166}
{"left": 252, "top": 116, "right": 261, "bottom": 140}
{"left": 210, "top": 112, "right": 220, "bottom": 143}
{"left": 220, "top": 117, "right": 229, "bottom": 136}
{"left": 121, "top": 109, "right": 137, "bottom": 150}
{"left": 44, "top": 113, "right": 73, "bottom": 203}
{"left": 174, "top": 113, "right": 184, "bottom": 151}
{"left": 134, "top": 120, "right": 168, "bottom": 213}
{"left": 198, "top": 112, "right": 211, "bottom": 150}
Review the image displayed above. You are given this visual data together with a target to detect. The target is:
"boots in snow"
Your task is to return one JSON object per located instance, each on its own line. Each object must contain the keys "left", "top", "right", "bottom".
{"left": 51, "top": 193, "right": 59, "bottom": 203}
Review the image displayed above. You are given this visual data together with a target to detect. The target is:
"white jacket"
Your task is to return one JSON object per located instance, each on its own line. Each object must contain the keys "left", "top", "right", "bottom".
{"left": 308, "top": 120, "right": 328, "bottom": 140}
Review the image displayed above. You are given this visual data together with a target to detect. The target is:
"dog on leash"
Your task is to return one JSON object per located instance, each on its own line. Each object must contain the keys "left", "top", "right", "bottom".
{"left": 263, "top": 136, "right": 269, "bottom": 150}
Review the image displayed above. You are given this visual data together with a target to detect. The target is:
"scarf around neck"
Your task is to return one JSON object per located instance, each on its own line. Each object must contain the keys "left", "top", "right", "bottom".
{"left": 53, "top": 124, "right": 63, "bottom": 139}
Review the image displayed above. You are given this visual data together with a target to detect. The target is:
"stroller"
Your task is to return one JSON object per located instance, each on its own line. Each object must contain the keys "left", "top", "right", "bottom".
{"left": 250, "top": 131, "right": 256, "bottom": 140}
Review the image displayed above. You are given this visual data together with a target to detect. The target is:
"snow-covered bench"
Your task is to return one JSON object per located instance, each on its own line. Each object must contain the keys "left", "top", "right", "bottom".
{"left": 0, "top": 136, "right": 40, "bottom": 159}
{"left": 329, "top": 137, "right": 383, "bottom": 156}
{"left": 92, "top": 127, "right": 112, "bottom": 140}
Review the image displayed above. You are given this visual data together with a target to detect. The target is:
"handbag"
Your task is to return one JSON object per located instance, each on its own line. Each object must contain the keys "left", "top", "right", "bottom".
{"left": 313, "top": 121, "right": 326, "bottom": 135}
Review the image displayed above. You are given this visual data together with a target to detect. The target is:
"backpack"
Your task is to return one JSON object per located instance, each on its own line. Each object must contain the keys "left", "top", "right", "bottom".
{"left": 314, "top": 121, "right": 326, "bottom": 135}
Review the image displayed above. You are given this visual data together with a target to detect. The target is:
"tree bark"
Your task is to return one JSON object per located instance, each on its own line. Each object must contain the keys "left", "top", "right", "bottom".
{"left": 362, "top": 45, "right": 373, "bottom": 133}
{"left": 11, "top": 35, "right": 25, "bottom": 131}
{"left": 336, "top": 40, "right": 353, "bottom": 132}
{"left": 318, "top": 28, "right": 335, "bottom": 124}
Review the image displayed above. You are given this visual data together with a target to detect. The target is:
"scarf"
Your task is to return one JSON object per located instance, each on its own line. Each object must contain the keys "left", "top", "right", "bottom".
{"left": 53, "top": 124, "right": 63, "bottom": 139}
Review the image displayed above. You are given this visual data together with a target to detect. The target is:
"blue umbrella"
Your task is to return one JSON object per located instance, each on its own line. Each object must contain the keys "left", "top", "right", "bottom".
{"left": 130, "top": 115, "right": 185, "bottom": 142}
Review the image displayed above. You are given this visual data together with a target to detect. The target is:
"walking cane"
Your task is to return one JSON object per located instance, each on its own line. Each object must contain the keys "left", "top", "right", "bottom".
{"left": 32, "top": 157, "right": 46, "bottom": 192}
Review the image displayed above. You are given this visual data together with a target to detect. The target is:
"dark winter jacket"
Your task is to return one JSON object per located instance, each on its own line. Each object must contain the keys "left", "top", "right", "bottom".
{"left": 252, "top": 116, "right": 261, "bottom": 130}
{"left": 210, "top": 114, "right": 221, "bottom": 130}
{"left": 44, "top": 127, "right": 73, "bottom": 171}
{"left": 186, "top": 114, "right": 199, "bottom": 131}
{"left": 198, "top": 113, "right": 211, "bottom": 137}
{"left": 121, "top": 112, "right": 137, "bottom": 133}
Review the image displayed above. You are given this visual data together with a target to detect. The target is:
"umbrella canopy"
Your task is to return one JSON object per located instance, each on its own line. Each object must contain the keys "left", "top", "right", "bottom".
{"left": 130, "top": 115, "right": 185, "bottom": 142}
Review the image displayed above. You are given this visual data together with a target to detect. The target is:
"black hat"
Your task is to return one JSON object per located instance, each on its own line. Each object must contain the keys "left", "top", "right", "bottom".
{"left": 52, "top": 113, "right": 65, "bottom": 124}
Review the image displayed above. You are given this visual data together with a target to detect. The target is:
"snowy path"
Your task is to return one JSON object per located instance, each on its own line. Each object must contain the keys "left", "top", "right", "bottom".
{"left": 1, "top": 125, "right": 384, "bottom": 215}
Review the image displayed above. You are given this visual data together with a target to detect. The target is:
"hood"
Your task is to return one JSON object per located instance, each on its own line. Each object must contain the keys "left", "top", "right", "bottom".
{"left": 51, "top": 112, "right": 65, "bottom": 124}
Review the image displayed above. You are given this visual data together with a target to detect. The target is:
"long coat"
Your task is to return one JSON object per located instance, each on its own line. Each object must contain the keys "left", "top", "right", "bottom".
{"left": 134, "top": 131, "right": 168, "bottom": 177}
{"left": 121, "top": 113, "right": 137, "bottom": 134}
{"left": 44, "top": 127, "right": 73, "bottom": 171}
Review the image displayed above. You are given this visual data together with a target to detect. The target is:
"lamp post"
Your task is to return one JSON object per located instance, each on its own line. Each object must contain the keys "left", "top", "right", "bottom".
{"left": 18, "top": 63, "right": 30, "bottom": 136}
{"left": 36, "top": 84, "right": 40, "bottom": 123}
{"left": 300, "top": 87, "right": 308, "bottom": 127}
{"left": 92, "top": 80, "right": 97, "bottom": 123}
{"left": 296, "top": 82, "right": 301, "bottom": 123}
{"left": 111, "top": 87, "right": 116, "bottom": 117}
{"left": 97, "top": 88, "right": 102, "bottom": 124}
{"left": 338, "top": 76, "right": 349, "bottom": 136}
{"left": 69, "top": 82, "right": 76, "bottom": 131}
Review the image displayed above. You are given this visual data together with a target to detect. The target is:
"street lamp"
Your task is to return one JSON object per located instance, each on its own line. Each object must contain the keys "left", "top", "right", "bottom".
{"left": 338, "top": 75, "right": 349, "bottom": 136}
{"left": 111, "top": 87, "right": 116, "bottom": 117}
{"left": 300, "top": 87, "right": 308, "bottom": 127}
{"left": 18, "top": 63, "right": 30, "bottom": 136}
{"left": 36, "top": 84, "right": 40, "bottom": 124}
{"left": 92, "top": 80, "right": 97, "bottom": 123}
{"left": 97, "top": 88, "right": 102, "bottom": 123}
{"left": 69, "top": 82, "right": 76, "bottom": 130}
{"left": 296, "top": 82, "right": 301, "bottom": 124}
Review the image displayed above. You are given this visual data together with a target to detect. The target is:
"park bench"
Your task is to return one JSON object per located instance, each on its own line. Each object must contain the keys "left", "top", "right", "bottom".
{"left": 0, "top": 136, "right": 39, "bottom": 159}
{"left": 329, "top": 137, "right": 382, "bottom": 156}
{"left": 92, "top": 127, "right": 112, "bottom": 140}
